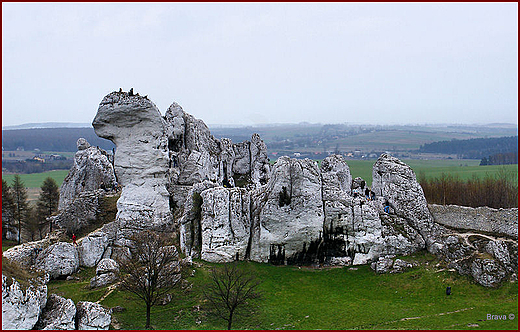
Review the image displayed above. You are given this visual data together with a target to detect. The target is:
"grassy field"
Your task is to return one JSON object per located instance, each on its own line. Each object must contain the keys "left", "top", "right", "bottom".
{"left": 44, "top": 252, "right": 518, "bottom": 330}
{"left": 2, "top": 170, "right": 69, "bottom": 188}
{"left": 344, "top": 160, "right": 517, "bottom": 187}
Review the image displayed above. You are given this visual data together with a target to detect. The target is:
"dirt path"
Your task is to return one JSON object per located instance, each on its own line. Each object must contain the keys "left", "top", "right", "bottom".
{"left": 96, "top": 282, "right": 120, "bottom": 304}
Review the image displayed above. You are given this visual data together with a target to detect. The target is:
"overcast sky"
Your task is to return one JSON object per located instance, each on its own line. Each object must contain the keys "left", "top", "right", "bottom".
{"left": 2, "top": 2, "right": 518, "bottom": 127}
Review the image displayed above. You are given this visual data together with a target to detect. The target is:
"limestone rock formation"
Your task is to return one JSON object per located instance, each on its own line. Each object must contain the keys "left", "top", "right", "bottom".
{"left": 36, "top": 242, "right": 79, "bottom": 279}
{"left": 78, "top": 231, "right": 110, "bottom": 267}
{"left": 52, "top": 190, "right": 105, "bottom": 235}
{"left": 372, "top": 154, "right": 439, "bottom": 248}
{"left": 2, "top": 273, "right": 48, "bottom": 330}
{"left": 93, "top": 91, "right": 173, "bottom": 231}
{"left": 199, "top": 187, "right": 251, "bottom": 262}
{"left": 76, "top": 301, "right": 112, "bottom": 330}
{"left": 429, "top": 204, "right": 518, "bottom": 239}
{"left": 58, "top": 138, "right": 116, "bottom": 210}
{"left": 3, "top": 235, "right": 59, "bottom": 267}
{"left": 34, "top": 294, "right": 76, "bottom": 330}
{"left": 90, "top": 258, "right": 119, "bottom": 288}
{"left": 251, "top": 157, "right": 324, "bottom": 264}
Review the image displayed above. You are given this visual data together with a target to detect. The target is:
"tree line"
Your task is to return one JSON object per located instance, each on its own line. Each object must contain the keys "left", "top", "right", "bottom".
{"left": 418, "top": 169, "right": 518, "bottom": 208}
{"left": 2, "top": 128, "right": 115, "bottom": 152}
{"left": 2, "top": 176, "right": 59, "bottom": 243}
{"left": 418, "top": 136, "right": 518, "bottom": 159}
{"left": 480, "top": 151, "right": 518, "bottom": 166}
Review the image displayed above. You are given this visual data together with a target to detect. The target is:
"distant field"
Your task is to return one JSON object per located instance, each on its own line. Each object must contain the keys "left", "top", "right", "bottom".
{"left": 346, "top": 159, "right": 517, "bottom": 186}
{"left": 2, "top": 170, "right": 69, "bottom": 188}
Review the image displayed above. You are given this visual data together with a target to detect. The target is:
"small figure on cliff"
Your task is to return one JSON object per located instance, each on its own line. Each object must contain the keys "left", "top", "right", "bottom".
{"left": 72, "top": 233, "right": 78, "bottom": 246}
{"left": 129, "top": 88, "right": 134, "bottom": 96}
{"left": 365, "top": 187, "right": 371, "bottom": 200}
{"left": 384, "top": 199, "right": 391, "bottom": 213}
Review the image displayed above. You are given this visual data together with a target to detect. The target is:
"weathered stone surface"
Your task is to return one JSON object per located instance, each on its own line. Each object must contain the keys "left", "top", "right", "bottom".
{"left": 36, "top": 242, "right": 79, "bottom": 279}
{"left": 78, "top": 232, "right": 109, "bottom": 267}
{"left": 250, "top": 133, "right": 270, "bottom": 186}
{"left": 35, "top": 294, "right": 76, "bottom": 330}
{"left": 90, "top": 273, "right": 118, "bottom": 289}
{"left": 52, "top": 190, "right": 102, "bottom": 235}
{"left": 251, "top": 157, "right": 324, "bottom": 264}
{"left": 179, "top": 181, "right": 219, "bottom": 257}
{"left": 200, "top": 187, "right": 251, "bottom": 262}
{"left": 2, "top": 273, "right": 48, "bottom": 330}
{"left": 89, "top": 258, "right": 119, "bottom": 288}
{"left": 429, "top": 204, "right": 518, "bottom": 239}
{"left": 372, "top": 154, "right": 439, "bottom": 249}
{"left": 59, "top": 139, "right": 116, "bottom": 210}
{"left": 96, "top": 258, "right": 119, "bottom": 275}
{"left": 370, "top": 256, "right": 413, "bottom": 274}
{"left": 470, "top": 258, "right": 507, "bottom": 287}
{"left": 76, "top": 301, "right": 111, "bottom": 330}
{"left": 93, "top": 91, "right": 173, "bottom": 239}
{"left": 3, "top": 236, "right": 57, "bottom": 267}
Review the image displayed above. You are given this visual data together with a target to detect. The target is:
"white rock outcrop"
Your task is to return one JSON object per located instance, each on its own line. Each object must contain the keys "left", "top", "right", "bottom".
{"left": 93, "top": 91, "right": 174, "bottom": 248}
{"left": 200, "top": 187, "right": 251, "bottom": 262}
{"left": 76, "top": 301, "right": 112, "bottom": 330}
{"left": 59, "top": 139, "right": 116, "bottom": 210}
{"left": 90, "top": 258, "right": 119, "bottom": 288}
{"left": 36, "top": 242, "right": 79, "bottom": 279}
{"left": 78, "top": 231, "right": 109, "bottom": 267}
{"left": 35, "top": 294, "right": 76, "bottom": 330}
{"left": 2, "top": 273, "right": 48, "bottom": 330}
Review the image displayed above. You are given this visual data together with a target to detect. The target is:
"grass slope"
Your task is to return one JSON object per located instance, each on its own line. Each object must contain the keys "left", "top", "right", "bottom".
{"left": 47, "top": 252, "right": 518, "bottom": 330}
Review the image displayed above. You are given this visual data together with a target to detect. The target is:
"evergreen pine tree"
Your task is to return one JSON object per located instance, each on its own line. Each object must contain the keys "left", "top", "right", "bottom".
{"left": 12, "top": 175, "right": 29, "bottom": 244}
{"left": 36, "top": 177, "right": 59, "bottom": 233}
{"left": 2, "top": 179, "right": 16, "bottom": 239}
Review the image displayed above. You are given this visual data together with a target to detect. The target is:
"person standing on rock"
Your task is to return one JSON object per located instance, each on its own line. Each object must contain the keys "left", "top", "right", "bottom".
{"left": 72, "top": 233, "right": 78, "bottom": 246}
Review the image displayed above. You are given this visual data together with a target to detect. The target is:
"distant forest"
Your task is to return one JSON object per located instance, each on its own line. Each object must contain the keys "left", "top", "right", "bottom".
{"left": 2, "top": 128, "right": 115, "bottom": 152}
{"left": 418, "top": 136, "right": 518, "bottom": 159}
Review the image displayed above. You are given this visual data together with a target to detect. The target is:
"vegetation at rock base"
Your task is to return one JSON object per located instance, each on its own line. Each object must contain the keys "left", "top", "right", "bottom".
{"left": 45, "top": 252, "right": 518, "bottom": 330}
{"left": 2, "top": 257, "right": 46, "bottom": 290}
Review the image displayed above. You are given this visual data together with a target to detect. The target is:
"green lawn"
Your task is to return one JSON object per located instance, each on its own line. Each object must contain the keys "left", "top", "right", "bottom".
{"left": 47, "top": 252, "right": 518, "bottom": 330}
{"left": 1, "top": 170, "right": 69, "bottom": 188}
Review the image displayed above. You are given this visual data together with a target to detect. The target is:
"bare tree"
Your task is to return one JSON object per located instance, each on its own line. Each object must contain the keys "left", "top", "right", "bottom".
{"left": 203, "top": 263, "right": 261, "bottom": 330}
{"left": 117, "top": 230, "right": 181, "bottom": 329}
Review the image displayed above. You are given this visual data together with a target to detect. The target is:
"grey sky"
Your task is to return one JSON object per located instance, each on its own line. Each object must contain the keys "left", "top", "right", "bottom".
{"left": 2, "top": 2, "right": 518, "bottom": 127}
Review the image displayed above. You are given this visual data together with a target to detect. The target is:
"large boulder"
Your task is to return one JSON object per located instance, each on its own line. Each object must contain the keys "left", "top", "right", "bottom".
{"left": 78, "top": 231, "right": 110, "bottom": 267}
{"left": 52, "top": 190, "right": 103, "bottom": 235}
{"left": 2, "top": 273, "right": 48, "bottom": 330}
{"left": 34, "top": 294, "right": 76, "bottom": 330}
{"left": 36, "top": 242, "right": 79, "bottom": 279}
{"left": 3, "top": 236, "right": 57, "bottom": 267}
{"left": 76, "top": 301, "right": 111, "bottom": 330}
{"left": 90, "top": 258, "right": 119, "bottom": 288}
{"left": 58, "top": 138, "right": 116, "bottom": 210}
